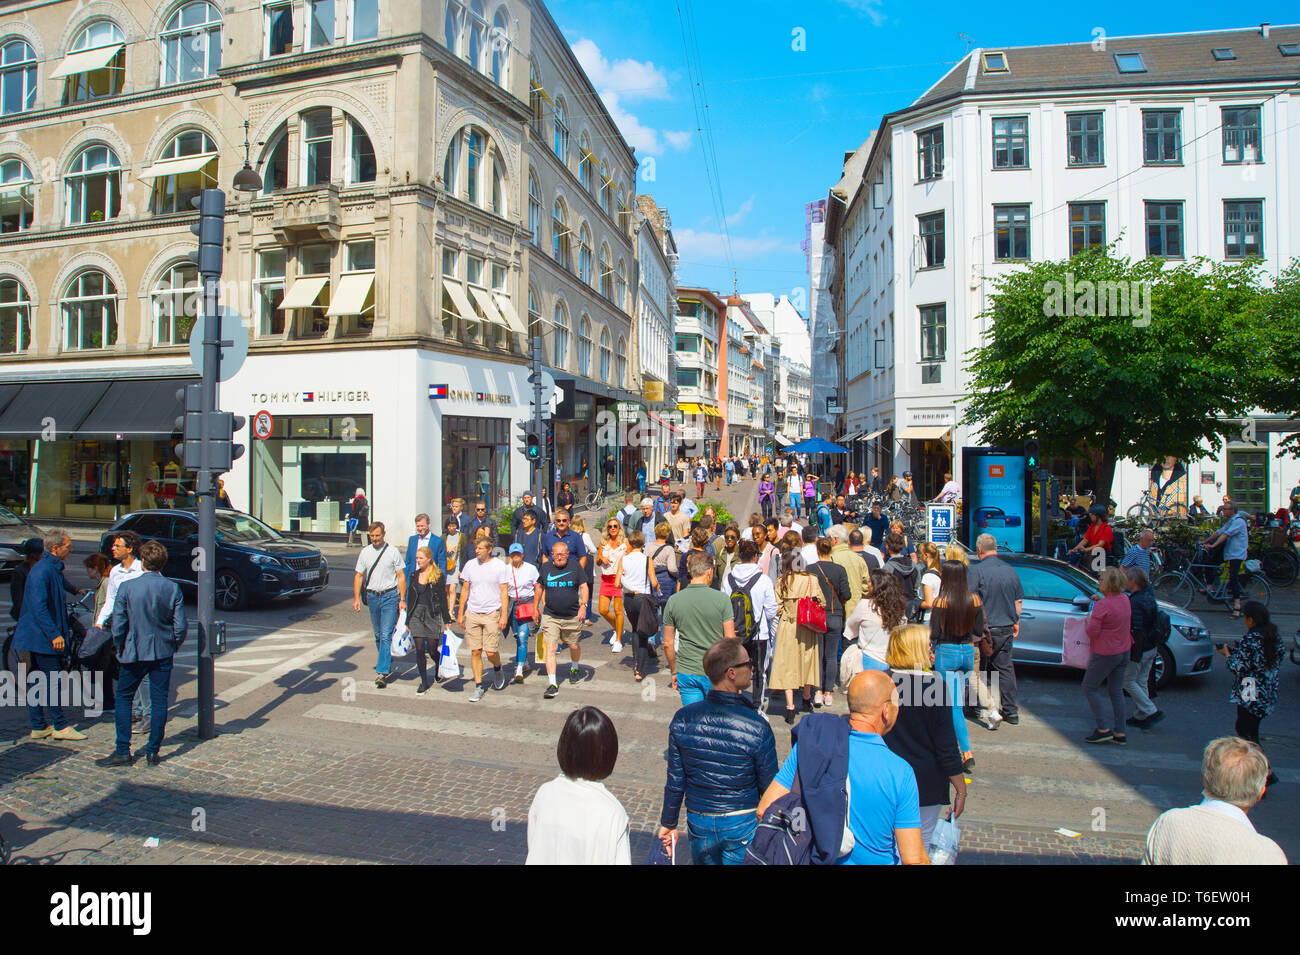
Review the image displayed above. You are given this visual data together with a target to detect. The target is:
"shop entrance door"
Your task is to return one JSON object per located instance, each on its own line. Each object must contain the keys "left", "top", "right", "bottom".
{"left": 1227, "top": 448, "right": 1268, "bottom": 514}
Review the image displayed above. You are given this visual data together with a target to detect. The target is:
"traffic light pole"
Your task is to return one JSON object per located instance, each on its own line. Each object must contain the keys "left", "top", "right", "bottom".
{"left": 531, "top": 335, "right": 545, "bottom": 506}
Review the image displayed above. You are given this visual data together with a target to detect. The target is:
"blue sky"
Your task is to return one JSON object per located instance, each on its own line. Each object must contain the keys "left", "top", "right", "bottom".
{"left": 551, "top": 0, "right": 1298, "bottom": 302}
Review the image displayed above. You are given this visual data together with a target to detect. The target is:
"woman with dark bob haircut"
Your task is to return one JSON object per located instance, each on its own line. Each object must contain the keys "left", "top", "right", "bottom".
{"left": 526, "top": 707, "right": 630, "bottom": 864}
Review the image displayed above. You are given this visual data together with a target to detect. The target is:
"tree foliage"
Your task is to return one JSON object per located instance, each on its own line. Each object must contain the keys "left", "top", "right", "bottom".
{"left": 1252, "top": 262, "right": 1300, "bottom": 456}
{"left": 960, "top": 248, "right": 1269, "bottom": 501}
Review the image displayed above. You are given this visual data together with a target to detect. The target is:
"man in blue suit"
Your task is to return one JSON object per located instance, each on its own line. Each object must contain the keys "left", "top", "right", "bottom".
{"left": 100, "top": 539, "right": 187, "bottom": 767}
{"left": 404, "top": 513, "right": 446, "bottom": 583}
{"left": 14, "top": 529, "right": 87, "bottom": 742}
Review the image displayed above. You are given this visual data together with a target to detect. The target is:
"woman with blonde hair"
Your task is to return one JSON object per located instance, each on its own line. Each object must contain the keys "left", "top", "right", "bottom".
{"left": 596, "top": 516, "right": 629, "bottom": 654}
{"left": 770, "top": 540, "right": 825, "bottom": 723}
{"left": 405, "top": 546, "right": 450, "bottom": 693}
{"left": 884, "top": 624, "right": 966, "bottom": 846}
{"left": 943, "top": 543, "right": 969, "bottom": 566}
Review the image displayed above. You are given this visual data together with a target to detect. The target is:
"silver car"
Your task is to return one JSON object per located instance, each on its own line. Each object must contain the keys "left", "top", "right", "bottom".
{"left": 0, "top": 504, "right": 42, "bottom": 574}
{"left": 1000, "top": 555, "right": 1215, "bottom": 689}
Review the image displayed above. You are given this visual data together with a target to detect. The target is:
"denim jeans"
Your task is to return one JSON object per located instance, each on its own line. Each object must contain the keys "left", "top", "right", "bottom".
{"left": 507, "top": 600, "right": 532, "bottom": 667}
{"left": 26, "top": 652, "right": 68, "bottom": 732}
{"left": 677, "top": 672, "right": 711, "bottom": 706}
{"left": 933, "top": 642, "right": 976, "bottom": 753}
{"left": 115, "top": 657, "right": 173, "bottom": 756}
{"left": 687, "top": 811, "right": 756, "bottom": 865}
{"left": 638, "top": 476, "right": 647, "bottom": 495}
{"left": 789, "top": 494, "right": 801, "bottom": 518}
{"left": 367, "top": 588, "right": 399, "bottom": 675}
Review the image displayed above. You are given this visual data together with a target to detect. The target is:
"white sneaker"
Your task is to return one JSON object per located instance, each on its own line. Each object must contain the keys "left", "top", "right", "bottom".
{"left": 610, "top": 640, "right": 623, "bottom": 653}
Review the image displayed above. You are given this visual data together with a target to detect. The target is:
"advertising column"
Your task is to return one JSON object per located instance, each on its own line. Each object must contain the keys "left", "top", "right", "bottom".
{"left": 962, "top": 447, "right": 1030, "bottom": 553}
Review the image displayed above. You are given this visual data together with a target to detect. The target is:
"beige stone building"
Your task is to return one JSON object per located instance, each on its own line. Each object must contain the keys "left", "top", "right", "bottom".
{"left": 0, "top": 0, "right": 643, "bottom": 532}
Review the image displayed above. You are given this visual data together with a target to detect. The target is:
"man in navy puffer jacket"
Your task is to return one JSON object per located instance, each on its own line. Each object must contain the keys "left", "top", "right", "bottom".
{"left": 658, "top": 639, "right": 778, "bottom": 864}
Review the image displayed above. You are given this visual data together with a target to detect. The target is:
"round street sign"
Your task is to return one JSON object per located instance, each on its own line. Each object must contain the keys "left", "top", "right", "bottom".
{"left": 189, "top": 307, "right": 250, "bottom": 383}
{"left": 252, "top": 409, "right": 274, "bottom": 440}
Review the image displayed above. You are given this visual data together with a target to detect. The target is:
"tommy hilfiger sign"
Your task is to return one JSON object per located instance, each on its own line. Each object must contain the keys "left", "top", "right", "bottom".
{"left": 429, "top": 385, "right": 512, "bottom": 405}
{"left": 248, "top": 391, "right": 372, "bottom": 403}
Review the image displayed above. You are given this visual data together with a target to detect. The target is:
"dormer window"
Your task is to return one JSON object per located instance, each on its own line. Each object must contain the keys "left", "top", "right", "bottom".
{"left": 1114, "top": 52, "right": 1147, "bottom": 74}
{"left": 981, "top": 52, "right": 1008, "bottom": 73}
{"left": 1279, "top": 43, "right": 1300, "bottom": 57}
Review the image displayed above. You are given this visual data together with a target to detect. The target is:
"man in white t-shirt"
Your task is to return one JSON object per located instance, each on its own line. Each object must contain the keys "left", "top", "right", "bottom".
{"left": 98, "top": 530, "right": 147, "bottom": 719}
{"left": 352, "top": 522, "right": 407, "bottom": 688}
{"left": 458, "top": 538, "right": 510, "bottom": 702}
{"left": 505, "top": 543, "right": 541, "bottom": 684}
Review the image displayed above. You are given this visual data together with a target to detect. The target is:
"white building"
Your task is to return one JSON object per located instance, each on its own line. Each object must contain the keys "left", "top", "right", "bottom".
{"left": 831, "top": 24, "right": 1300, "bottom": 509}
{"left": 634, "top": 196, "right": 676, "bottom": 481}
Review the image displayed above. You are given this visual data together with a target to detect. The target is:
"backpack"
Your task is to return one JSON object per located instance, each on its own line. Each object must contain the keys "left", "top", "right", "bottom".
{"left": 744, "top": 774, "right": 814, "bottom": 866}
{"left": 729, "top": 571, "right": 760, "bottom": 645}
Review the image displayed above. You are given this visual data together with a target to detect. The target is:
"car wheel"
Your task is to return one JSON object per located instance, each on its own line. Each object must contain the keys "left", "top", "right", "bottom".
{"left": 1149, "top": 645, "right": 1175, "bottom": 692}
{"left": 215, "top": 570, "right": 247, "bottom": 611}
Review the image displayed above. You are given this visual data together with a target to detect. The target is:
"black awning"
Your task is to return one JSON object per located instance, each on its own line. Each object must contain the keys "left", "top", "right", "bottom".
{"left": 0, "top": 384, "right": 22, "bottom": 418}
{"left": 78, "top": 377, "right": 198, "bottom": 438}
{"left": 0, "top": 380, "right": 112, "bottom": 438}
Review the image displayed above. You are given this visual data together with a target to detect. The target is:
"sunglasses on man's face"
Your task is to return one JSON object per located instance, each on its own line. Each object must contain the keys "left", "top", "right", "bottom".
{"left": 728, "top": 659, "right": 753, "bottom": 671}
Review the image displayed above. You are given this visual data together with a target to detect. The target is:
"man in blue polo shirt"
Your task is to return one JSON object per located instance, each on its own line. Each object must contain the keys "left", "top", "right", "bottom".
{"left": 539, "top": 509, "right": 587, "bottom": 573}
{"left": 758, "top": 670, "right": 928, "bottom": 865}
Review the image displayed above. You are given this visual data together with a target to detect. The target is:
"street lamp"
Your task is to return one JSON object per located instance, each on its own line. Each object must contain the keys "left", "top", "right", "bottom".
{"left": 232, "top": 120, "right": 263, "bottom": 193}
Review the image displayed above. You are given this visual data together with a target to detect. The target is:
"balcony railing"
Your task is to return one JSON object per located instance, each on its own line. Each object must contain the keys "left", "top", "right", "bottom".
{"left": 271, "top": 183, "right": 342, "bottom": 243}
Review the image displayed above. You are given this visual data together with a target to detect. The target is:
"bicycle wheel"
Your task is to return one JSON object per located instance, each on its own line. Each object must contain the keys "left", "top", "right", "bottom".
{"left": 1240, "top": 573, "right": 1271, "bottom": 608}
{"left": 1152, "top": 573, "right": 1194, "bottom": 609}
{"left": 1260, "top": 548, "right": 1299, "bottom": 587}
{"left": 1126, "top": 502, "right": 1150, "bottom": 523}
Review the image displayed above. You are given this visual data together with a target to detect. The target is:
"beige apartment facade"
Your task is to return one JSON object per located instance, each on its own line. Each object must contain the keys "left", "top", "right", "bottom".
{"left": 0, "top": 0, "right": 641, "bottom": 531}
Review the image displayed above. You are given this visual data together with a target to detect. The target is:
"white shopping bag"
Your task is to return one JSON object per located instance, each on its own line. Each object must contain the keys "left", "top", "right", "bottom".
{"left": 390, "top": 610, "right": 413, "bottom": 657}
{"left": 438, "top": 628, "right": 463, "bottom": 680}
{"left": 928, "top": 814, "right": 961, "bottom": 865}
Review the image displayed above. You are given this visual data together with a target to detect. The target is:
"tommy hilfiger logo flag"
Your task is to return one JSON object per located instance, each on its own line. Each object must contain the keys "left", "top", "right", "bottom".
{"left": 429, "top": 384, "right": 449, "bottom": 399}
{"left": 303, "top": 392, "right": 315, "bottom": 402}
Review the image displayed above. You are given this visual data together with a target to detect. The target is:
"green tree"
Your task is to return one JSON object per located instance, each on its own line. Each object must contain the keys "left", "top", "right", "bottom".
{"left": 960, "top": 249, "right": 1267, "bottom": 502}
{"left": 1252, "top": 262, "right": 1300, "bottom": 456}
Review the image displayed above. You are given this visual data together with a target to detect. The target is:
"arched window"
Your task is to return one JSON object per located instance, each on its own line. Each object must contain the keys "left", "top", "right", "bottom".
{"left": 490, "top": 7, "right": 509, "bottom": 86}
{"left": 442, "top": 128, "right": 460, "bottom": 194}
{"left": 444, "top": 126, "right": 505, "bottom": 216}
{"left": 527, "top": 285, "right": 542, "bottom": 339}
{"left": 527, "top": 172, "right": 541, "bottom": 243}
{"left": 160, "top": 2, "right": 221, "bottom": 85}
{"left": 468, "top": 0, "right": 487, "bottom": 71}
{"left": 552, "top": 199, "right": 569, "bottom": 268}
{"left": 62, "top": 270, "right": 118, "bottom": 350}
{"left": 552, "top": 302, "right": 569, "bottom": 366}
{"left": 599, "top": 244, "right": 612, "bottom": 299}
{"left": 599, "top": 161, "right": 611, "bottom": 214}
{"left": 65, "top": 145, "right": 122, "bottom": 225}
{"left": 528, "top": 61, "right": 542, "bottom": 134}
{"left": 149, "top": 129, "right": 217, "bottom": 214}
{"left": 444, "top": 0, "right": 463, "bottom": 55}
{"left": 577, "top": 316, "right": 592, "bottom": 376}
{"left": 615, "top": 337, "right": 627, "bottom": 388}
{"left": 616, "top": 258, "right": 626, "bottom": 309}
{"left": 152, "top": 261, "right": 199, "bottom": 344}
{"left": 579, "top": 132, "right": 593, "bottom": 192}
{"left": 0, "top": 158, "right": 34, "bottom": 232}
{"left": 599, "top": 326, "right": 611, "bottom": 382}
{"left": 0, "top": 278, "right": 32, "bottom": 354}
{"left": 489, "top": 151, "right": 506, "bottom": 216}
{"left": 62, "top": 20, "right": 125, "bottom": 104}
{"left": 348, "top": 118, "right": 376, "bottom": 183}
{"left": 553, "top": 96, "right": 568, "bottom": 162}
{"left": 465, "top": 129, "right": 482, "bottom": 203}
{"left": 578, "top": 223, "right": 592, "bottom": 284}
{"left": 0, "top": 39, "right": 37, "bottom": 114}
{"left": 262, "top": 124, "right": 288, "bottom": 193}
{"left": 301, "top": 108, "right": 332, "bottom": 186}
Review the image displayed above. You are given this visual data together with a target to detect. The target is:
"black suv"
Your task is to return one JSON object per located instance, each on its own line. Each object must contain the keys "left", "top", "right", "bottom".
{"left": 100, "top": 509, "right": 329, "bottom": 611}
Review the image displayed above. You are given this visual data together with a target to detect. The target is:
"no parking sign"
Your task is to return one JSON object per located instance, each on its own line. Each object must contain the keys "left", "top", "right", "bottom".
{"left": 252, "top": 409, "right": 274, "bottom": 440}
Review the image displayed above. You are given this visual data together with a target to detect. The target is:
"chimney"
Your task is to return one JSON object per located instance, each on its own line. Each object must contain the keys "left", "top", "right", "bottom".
{"left": 1260, "top": 23, "right": 1270, "bottom": 38}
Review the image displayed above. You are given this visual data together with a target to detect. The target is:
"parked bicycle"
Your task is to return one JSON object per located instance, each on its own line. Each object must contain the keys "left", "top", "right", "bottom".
{"left": 1126, "top": 489, "right": 1189, "bottom": 527}
{"left": 1151, "top": 544, "right": 1271, "bottom": 610}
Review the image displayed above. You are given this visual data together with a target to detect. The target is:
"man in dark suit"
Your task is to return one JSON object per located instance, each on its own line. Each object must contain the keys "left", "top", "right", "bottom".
{"left": 100, "top": 540, "right": 187, "bottom": 767}
{"left": 404, "top": 513, "right": 446, "bottom": 583}
{"left": 14, "top": 530, "right": 86, "bottom": 741}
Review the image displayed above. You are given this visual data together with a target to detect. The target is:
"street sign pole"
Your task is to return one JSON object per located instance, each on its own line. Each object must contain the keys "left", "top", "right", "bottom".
{"left": 1039, "top": 468, "right": 1050, "bottom": 557}
{"left": 531, "top": 335, "right": 545, "bottom": 506}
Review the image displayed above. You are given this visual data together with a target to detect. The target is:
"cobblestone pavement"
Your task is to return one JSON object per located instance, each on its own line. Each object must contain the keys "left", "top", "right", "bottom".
{"left": 2, "top": 473, "right": 1294, "bottom": 865}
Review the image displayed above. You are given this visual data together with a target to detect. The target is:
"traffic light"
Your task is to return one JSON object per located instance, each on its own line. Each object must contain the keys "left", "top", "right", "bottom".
{"left": 188, "top": 190, "right": 225, "bottom": 277}
{"left": 173, "top": 386, "right": 246, "bottom": 474}
{"left": 1024, "top": 439, "right": 1040, "bottom": 470}
{"left": 516, "top": 420, "right": 541, "bottom": 462}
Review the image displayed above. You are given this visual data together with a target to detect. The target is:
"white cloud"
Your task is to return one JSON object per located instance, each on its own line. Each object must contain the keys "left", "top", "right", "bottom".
{"left": 569, "top": 37, "right": 690, "bottom": 157}
{"left": 837, "top": 0, "right": 886, "bottom": 27}
{"left": 675, "top": 228, "right": 801, "bottom": 264}
{"left": 725, "top": 195, "right": 756, "bottom": 227}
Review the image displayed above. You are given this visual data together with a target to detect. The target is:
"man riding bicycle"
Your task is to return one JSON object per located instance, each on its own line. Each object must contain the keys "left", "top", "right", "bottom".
{"left": 1201, "top": 501, "right": 1250, "bottom": 618}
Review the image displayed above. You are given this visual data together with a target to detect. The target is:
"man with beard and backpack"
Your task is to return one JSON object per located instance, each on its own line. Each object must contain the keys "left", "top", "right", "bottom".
{"left": 723, "top": 540, "right": 778, "bottom": 712}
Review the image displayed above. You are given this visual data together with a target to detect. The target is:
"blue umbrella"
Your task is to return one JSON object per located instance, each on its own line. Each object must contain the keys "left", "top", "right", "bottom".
{"left": 785, "top": 437, "right": 849, "bottom": 454}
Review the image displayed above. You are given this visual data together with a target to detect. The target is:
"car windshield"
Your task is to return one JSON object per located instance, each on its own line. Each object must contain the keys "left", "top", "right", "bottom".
{"left": 1027, "top": 560, "right": 1096, "bottom": 592}
{"left": 215, "top": 513, "right": 283, "bottom": 543}
{"left": 0, "top": 505, "right": 24, "bottom": 526}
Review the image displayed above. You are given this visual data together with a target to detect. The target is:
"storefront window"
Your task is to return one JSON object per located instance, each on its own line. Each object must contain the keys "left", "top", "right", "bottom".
{"left": 250, "top": 414, "right": 373, "bottom": 531}
{"left": 21, "top": 438, "right": 193, "bottom": 520}
{"left": 442, "top": 414, "right": 510, "bottom": 512}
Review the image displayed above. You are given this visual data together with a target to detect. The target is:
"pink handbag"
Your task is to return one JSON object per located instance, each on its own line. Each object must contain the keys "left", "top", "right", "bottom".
{"left": 1062, "top": 617, "right": 1091, "bottom": 669}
